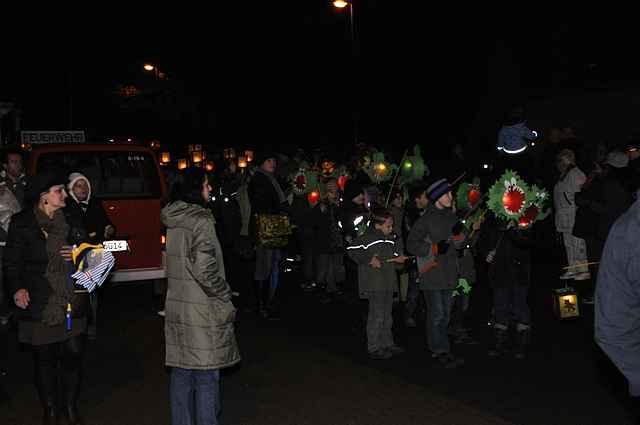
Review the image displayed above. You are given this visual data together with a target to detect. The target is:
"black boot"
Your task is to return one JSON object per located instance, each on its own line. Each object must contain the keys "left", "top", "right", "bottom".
{"left": 34, "top": 350, "right": 59, "bottom": 425}
{"left": 61, "top": 369, "right": 83, "bottom": 425}
{"left": 514, "top": 327, "right": 531, "bottom": 360}
{"left": 488, "top": 326, "right": 509, "bottom": 357}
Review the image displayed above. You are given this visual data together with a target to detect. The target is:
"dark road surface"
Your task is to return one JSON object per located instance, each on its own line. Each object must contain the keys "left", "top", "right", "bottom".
{"left": 1, "top": 255, "right": 634, "bottom": 425}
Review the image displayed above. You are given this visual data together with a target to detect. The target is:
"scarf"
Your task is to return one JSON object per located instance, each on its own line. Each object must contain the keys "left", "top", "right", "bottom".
{"left": 256, "top": 168, "right": 286, "bottom": 204}
{"left": 34, "top": 206, "right": 73, "bottom": 326}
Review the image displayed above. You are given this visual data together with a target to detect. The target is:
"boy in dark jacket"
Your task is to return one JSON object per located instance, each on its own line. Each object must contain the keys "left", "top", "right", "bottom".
{"left": 407, "top": 178, "right": 465, "bottom": 368}
{"left": 480, "top": 214, "right": 534, "bottom": 359}
{"left": 347, "top": 207, "right": 408, "bottom": 359}
{"left": 311, "top": 178, "right": 344, "bottom": 303}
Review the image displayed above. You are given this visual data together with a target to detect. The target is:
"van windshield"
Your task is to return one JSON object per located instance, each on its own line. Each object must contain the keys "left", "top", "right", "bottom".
{"left": 36, "top": 151, "right": 162, "bottom": 199}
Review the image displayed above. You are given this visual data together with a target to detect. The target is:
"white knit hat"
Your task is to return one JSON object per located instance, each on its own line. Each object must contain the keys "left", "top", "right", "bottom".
{"left": 68, "top": 172, "right": 92, "bottom": 204}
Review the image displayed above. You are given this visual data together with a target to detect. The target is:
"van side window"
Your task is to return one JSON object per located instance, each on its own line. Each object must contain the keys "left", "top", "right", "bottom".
{"left": 37, "top": 151, "right": 161, "bottom": 199}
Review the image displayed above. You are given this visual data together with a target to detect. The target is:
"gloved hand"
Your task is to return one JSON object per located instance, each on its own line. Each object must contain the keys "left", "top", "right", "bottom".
{"left": 452, "top": 221, "right": 465, "bottom": 236}
{"left": 436, "top": 240, "right": 450, "bottom": 255}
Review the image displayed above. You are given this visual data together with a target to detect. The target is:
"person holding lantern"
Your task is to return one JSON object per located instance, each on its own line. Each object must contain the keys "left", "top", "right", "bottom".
{"left": 407, "top": 178, "right": 466, "bottom": 368}
{"left": 347, "top": 206, "right": 409, "bottom": 359}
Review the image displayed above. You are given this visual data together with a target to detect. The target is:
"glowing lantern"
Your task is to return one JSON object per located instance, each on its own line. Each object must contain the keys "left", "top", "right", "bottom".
{"left": 223, "top": 148, "right": 236, "bottom": 159}
{"left": 191, "top": 151, "right": 203, "bottom": 163}
{"left": 553, "top": 287, "right": 580, "bottom": 319}
{"left": 238, "top": 156, "right": 248, "bottom": 168}
{"left": 502, "top": 187, "right": 525, "bottom": 215}
{"left": 467, "top": 188, "right": 481, "bottom": 207}
{"left": 244, "top": 150, "right": 254, "bottom": 162}
{"left": 375, "top": 163, "right": 387, "bottom": 177}
{"left": 149, "top": 139, "right": 161, "bottom": 150}
{"left": 205, "top": 161, "right": 215, "bottom": 172}
{"left": 403, "top": 160, "right": 413, "bottom": 170}
{"left": 308, "top": 190, "right": 320, "bottom": 205}
{"left": 160, "top": 152, "right": 171, "bottom": 164}
{"left": 177, "top": 159, "right": 188, "bottom": 170}
{"left": 321, "top": 160, "right": 336, "bottom": 175}
{"left": 338, "top": 175, "right": 348, "bottom": 191}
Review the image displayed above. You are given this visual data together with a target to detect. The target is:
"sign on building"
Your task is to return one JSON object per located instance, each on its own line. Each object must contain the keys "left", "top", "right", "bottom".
{"left": 21, "top": 131, "right": 85, "bottom": 144}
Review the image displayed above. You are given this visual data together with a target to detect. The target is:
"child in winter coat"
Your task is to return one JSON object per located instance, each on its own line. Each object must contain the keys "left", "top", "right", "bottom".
{"left": 347, "top": 207, "right": 408, "bottom": 359}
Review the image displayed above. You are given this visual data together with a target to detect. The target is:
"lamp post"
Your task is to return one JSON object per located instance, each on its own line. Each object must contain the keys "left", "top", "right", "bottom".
{"left": 332, "top": 0, "right": 355, "bottom": 45}
{"left": 332, "top": 0, "right": 359, "bottom": 144}
{"left": 144, "top": 63, "right": 165, "bottom": 80}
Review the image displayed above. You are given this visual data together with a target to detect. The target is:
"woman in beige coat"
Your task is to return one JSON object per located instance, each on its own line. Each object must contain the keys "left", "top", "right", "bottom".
{"left": 161, "top": 167, "right": 240, "bottom": 425}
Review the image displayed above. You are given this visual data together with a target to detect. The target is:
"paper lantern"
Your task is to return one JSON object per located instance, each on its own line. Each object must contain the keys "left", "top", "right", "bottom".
{"left": 502, "top": 187, "right": 525, "bottom": 215}
{"left": 191, "top": 151, "right": 203, "bottom": 164}
{"left": 224, "top": 148, "right": 236, "bottom": 159}
{"left": 238, "top": 156, "right": 248, "bottom": 168}
{"left": 205, "top": 161, "right": 215, "bottom": 172}
{"left": 177, "top": 159, "right": 188, "bottom": 170}
{"left": 308, "top": 190, "right": 320, "bottom": 205}
{"left": 244, "top": 150, "right": 254, "bottom": 162}
{"left": 553, "top": 287, "right": 580, "bottom": 319}
{"left": 337, "top": 175, "right": 348, "bottom": 191}
{"left": 160, "top": 152, "right": 171, "bottom": 164}
{"left": 467, "top": 188, "right": 481, "bottom": 207}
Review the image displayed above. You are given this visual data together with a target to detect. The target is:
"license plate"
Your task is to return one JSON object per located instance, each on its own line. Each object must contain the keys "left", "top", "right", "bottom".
{"left": 103, "top": 240, "right": 129, "bottom": 252}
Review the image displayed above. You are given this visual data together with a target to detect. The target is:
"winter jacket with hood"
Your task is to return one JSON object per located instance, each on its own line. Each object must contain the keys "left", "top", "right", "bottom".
{"left": 407, "top": 203, "right": 462, "bottom": 290}
{"left": 347, "top": 227, "right": 400, "bottom": 297}
{"left": 63, "top": 173, "right": 113, "bottom": 245}
{"left": 161, "top": 201, "right": 240, "bottom": 370}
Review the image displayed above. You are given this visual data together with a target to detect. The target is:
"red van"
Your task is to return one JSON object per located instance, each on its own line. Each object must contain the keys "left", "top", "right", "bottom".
{"left": 26, "top": 143, "right": 168, "bottom": 283}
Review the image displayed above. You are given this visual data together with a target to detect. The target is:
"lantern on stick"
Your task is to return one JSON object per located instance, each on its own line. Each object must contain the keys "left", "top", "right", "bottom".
{"left": 244, "top": 150, "right": 254, "bottom": 162}
{"left": 177, "top": 159, "right": 188, "bottom": 170}
{"left": 238, "top": 156, "right": 248, "bottom": 169}
{"left": 160, "top": 152, "right": 171, "bottom": 164}
{"left": 205, "top": 161, "right": 215, "bottom": 172}
{"left": 191, "top": 151, "right": 203, "bottom": 164}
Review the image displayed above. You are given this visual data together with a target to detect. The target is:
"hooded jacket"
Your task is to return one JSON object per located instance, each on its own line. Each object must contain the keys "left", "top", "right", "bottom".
{"left": 161, "top": 201, "right": 240, "bottom": 370}
{"left": 63, "top": 173, "right": 114, "bottom": 245}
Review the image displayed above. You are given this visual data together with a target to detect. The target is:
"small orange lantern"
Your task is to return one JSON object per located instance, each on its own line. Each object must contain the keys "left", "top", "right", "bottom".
{"left": 244, "top": 150, "right": 254, "bottom": 162}
{"left": 238, "top": 156, "right": 248, "bottom": 168}
{"left": 192, "top": 151, "right": 203, "bottom": 164}
{"left": 205, "top": 161, "right": 215, "bottom": 172}
{"left": 177, "top": 159, "right": 188, "bottom": 170}
{"left": 149, "top": 139, "right": 161, "bottom": 150}
{"left": 160, "top": 152, "right": 171, "bottom": 164}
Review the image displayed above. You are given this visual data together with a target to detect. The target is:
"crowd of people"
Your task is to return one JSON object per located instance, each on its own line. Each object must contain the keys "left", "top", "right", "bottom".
{"left": 0, "top": 106, "right": 640, "bottom": 423}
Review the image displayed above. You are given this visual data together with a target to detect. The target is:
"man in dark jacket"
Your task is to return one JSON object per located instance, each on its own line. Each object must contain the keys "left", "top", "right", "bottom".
{"left": 63, "top": 172, "right": 115, "bottom": 340}
{"left": 407, "top": 178, "right": 465, "bottom": 368}
{"left": 595, "top": 193, "right": 640, "bottom": 422}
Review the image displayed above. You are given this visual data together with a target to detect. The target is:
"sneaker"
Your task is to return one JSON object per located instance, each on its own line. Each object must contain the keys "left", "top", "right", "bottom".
{"left": 573, "top": 272, "right": 591, "bottom": 281}
{"left": 369, "top": 350, "right": 392, "bottom": 360}
{"left": 386, "top": 345, "right": 406, "bottom": 355}
{"left": 157, "top": 310, "right": 165, "bottom": 317}
{"left": 559, "top": 271, "right": 576, "bottom": 280}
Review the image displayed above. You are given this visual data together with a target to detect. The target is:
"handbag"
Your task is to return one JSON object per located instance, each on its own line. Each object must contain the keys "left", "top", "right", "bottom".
{"left": 255, "top": 213, "right": 292, "bottom": 248}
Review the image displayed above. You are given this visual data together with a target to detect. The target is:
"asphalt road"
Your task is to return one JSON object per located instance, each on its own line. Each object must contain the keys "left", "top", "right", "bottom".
{"left": 0, "top": 252, "right": 634, "bottom": 425}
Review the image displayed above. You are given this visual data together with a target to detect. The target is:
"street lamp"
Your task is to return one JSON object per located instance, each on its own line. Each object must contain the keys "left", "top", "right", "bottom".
{"left": 143, "top": 63, "right": 166, "bottom": 80}
{"left": 332, "top": 0, "right": 354, "bottom": 43}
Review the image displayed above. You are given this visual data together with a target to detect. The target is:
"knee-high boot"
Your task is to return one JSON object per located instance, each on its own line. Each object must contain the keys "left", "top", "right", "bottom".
{"left": 61, "top": 338, "right": 84, "bottom": 425}
{"left": 34, "top": 346, "right": 59, "bottom": 425}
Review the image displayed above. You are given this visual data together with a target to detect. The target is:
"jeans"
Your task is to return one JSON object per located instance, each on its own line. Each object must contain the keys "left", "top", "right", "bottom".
{"left": 423, "top": 289, "right": 454, "bottom": 354}
{"left": 493, "top": 285, "right": 530, "bottom": 328}
{"left": 170, "top": 368, "right": 221, "bottom": 425}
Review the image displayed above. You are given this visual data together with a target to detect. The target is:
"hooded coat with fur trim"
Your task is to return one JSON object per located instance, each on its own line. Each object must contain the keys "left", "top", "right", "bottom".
{"left": 63, "top": 174, "right": 114, "bottom": 245}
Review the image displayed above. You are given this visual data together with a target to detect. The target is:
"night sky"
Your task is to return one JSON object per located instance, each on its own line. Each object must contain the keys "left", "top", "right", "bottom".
{"left": 3, "top": 6, "right": 638, "bottom": 158}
